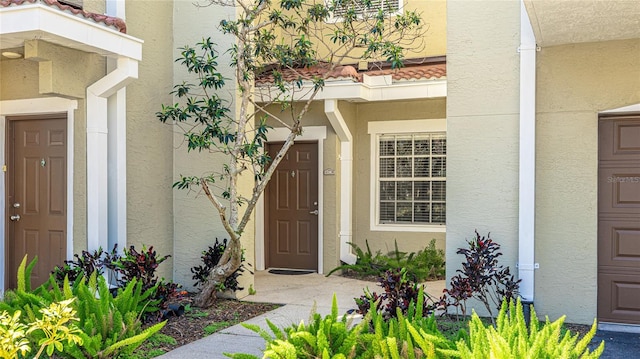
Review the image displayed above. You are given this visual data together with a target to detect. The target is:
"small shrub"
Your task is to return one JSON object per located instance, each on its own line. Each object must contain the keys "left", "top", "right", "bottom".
{"left": 190, "top": 238, "right": 251, "bottom": 292}
{"left": 456, "top": 298, "right": 604, "bottom": 359}
{"left": 440, "top": 231, "right": 520, "bottom": 324}
{"left": 52, "top": 246, "right": 120, "bottom": 285}
{"left": 229, "top": 295, "right": 367, "bottom": 359}
{"left": 52, "top": 244, "right": 179, "bottom": 313}
{"left": 0, "top": 299, "right": 83, "bottom": 359}
{"left": 229, "top": 293, "right": 459, "bottom": 359}
{"left": 327, "top": 239, "right": 445, "bottom": 282}
{"left": 355, "top": 268, "right": 438, "bottom": 320}
{"left": 1, "top": 256, "right": 165, "bottom": 359}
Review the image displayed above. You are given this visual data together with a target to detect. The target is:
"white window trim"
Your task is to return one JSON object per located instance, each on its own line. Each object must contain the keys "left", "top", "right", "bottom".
{"left": 368, "top": 119, "right": 446, "bottom": 233}
{"left": 0, "top": 97, "right": 77, "bottom": 293}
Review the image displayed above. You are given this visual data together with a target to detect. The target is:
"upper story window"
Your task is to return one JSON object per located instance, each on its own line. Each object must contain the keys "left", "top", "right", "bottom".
{"left": 330, "top": 0, "right": 401, "bottom": 20}
{"left": 368, "top": 119, "right": 446, "bottom": 232}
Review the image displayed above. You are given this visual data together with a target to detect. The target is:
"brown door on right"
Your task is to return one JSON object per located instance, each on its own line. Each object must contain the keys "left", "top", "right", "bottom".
{"left": 598, "top": 115, "right": 640, "bottom": 324}
{"left": 265, "top": 142, "right": 319, "bottom": 270}
{"left": 6, "top": 115, "right": 67, "bottom": 289}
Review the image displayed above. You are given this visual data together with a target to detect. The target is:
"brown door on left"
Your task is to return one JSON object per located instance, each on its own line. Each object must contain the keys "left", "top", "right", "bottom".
{"left": 6, "top": 115, "right": 67, "bottom": 289}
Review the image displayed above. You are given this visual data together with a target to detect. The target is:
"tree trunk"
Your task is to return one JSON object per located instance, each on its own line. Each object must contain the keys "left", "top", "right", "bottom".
{"left": 193, "top": 244, "right": 243, "bottom": 308}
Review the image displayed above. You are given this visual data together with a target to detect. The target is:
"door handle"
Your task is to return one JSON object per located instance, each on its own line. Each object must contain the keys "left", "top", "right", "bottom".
{"left": 10, "top": 214, "right": 20, "bottom": 221}
{"left": 309, "top": 209, "right": 319, "bottom": 216}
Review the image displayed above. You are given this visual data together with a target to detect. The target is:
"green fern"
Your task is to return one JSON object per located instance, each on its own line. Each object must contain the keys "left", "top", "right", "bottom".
{"left": 456, "top": 298, "right": 604, "bottom": 358}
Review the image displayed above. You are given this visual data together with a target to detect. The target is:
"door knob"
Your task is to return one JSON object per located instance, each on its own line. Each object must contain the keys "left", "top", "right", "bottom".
{"left": 309, "top": 210, "right": 319, "bottom": 215}
{"left": 12, "top": 203, "right": 20, "bottom": 208}
{"left": 10, "top": 214, "right": 20, "bottom": 221}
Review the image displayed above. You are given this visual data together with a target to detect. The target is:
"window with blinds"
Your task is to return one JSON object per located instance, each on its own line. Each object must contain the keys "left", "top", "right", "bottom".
{"left": 377, "top": 133, "right": 446, "bottom": 225}
{"left": 330, "top": 0, "right": 401, "bottom": 19}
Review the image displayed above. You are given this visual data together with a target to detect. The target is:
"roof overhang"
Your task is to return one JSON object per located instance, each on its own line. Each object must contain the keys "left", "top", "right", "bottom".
{"left": 254, "top": 76, "right": 446, "bottom": 103}
{"left": 0, "top": 3, "right": 142, "bottom": 60}
{"left": 524, "top": 0, "right": 640, "bottom": 47}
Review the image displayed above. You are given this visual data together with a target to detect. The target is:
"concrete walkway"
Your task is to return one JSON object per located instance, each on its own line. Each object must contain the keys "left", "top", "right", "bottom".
{"left": 156, "top": 271, "right": 640, "bottom": 358}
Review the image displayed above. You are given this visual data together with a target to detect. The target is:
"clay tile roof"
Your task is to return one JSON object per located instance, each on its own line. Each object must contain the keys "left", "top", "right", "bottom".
{"left": 255, "top": 64, "right": 360, "bottom": 86}
{"left": 366, "top": 63, "right": 446, "bottom": 81}
{"left": 255, "top": 61, "right": 446, "bottom": 85}
{"left": 0, "top": 0, "right": 127, "bottom": 33}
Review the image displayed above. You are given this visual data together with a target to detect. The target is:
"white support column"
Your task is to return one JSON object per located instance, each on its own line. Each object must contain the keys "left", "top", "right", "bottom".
{"left": 107, "top": 89, "right": 127, "bottom": 253}
{"left": 324, "top": 100, "right": 357, "bottom": 265}
{"left": 518, "top": 0, "right": 537, "bottom": 303}
{"left": 86, "top": 57, "right": 138, "bottom": 252}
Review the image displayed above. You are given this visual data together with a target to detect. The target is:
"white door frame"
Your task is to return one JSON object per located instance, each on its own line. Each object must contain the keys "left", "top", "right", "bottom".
{"left": 255, "top": 126, "right": 327, "bottom": 273}
{"left": 0, "top": 97, "right": 77, "bottom": 292}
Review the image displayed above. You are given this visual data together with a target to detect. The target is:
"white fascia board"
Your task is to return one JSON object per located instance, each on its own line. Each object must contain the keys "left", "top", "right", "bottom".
{"left": 0, "top": 4, "right": 142, "bottom": 60}
{"left": 254, "top": 79, "right": 447, "bottom": 103}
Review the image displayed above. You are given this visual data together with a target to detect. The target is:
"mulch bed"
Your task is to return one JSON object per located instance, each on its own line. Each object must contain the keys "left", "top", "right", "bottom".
{"left": 145, "top": 297, "right": 280, "bottom": 353}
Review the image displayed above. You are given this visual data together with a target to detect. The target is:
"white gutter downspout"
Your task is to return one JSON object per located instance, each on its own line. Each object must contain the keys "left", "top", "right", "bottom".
{"left": 324, "top": 100, "right": 357, "bottom": 265}
{"left": 518, "top": 0, "right": 537, "bottom": 303}
{"left": 86, "top": 57, "right": 138, "bottom": 252}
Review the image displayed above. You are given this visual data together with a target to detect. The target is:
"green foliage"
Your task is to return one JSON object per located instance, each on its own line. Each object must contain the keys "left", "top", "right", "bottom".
{"left": 456, "top": 298, "right": 604, "bottom": 359}
{"left": 228, "top": 295, "right": 367, "bottom": 358}
{"left": 328, "top": 239, "right": 445, "bottom": 282}
{"left": 1, "top": 255, "right": 165, "bottom": 359}
{"left": 0, "top": 298, "right": 83, "bottom": 359}
{"left": 51, "top": 244, "right": 178, "bottom": 313}
{"left": 228, "top": 295, "right": 604, "bottom": 359}
{"left": 204, "top": 321, "right": 232, "bottom": 335}
{"left": 359, "top": 288, "right": 460, "bottom": 359}
{"left": 121, "top": 333, "right": 177, "bottom": 359}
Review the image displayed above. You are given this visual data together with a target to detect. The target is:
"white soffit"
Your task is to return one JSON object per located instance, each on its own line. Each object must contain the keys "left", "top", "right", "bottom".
{"left": 524, "top": 0, "right": 640, "bottom": 47}
{"left": 0, "top": 4, "right": 142, "bottom": 60}
{"left": 254, "top": 79, "right": 447, "bottom": 103}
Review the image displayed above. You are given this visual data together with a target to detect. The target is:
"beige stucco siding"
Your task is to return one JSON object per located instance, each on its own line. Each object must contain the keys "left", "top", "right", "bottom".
{"left": 446, "top": 0, "right": 521, "bottom": 317}
{"left": 125, "top": 0, "right": 175, "bottom": 280}
{"left": 353, "top": 98, "right": 447, "bottom": 255}
{"left": 534, "top": 39, "right": 640, "bottom": 324}
{"left": 167, "top": 2, "right": 258, "bottom": 293}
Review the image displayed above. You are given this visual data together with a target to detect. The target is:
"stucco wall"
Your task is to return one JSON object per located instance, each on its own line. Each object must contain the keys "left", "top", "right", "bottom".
{"left": 125, "top": 0, "right": 175, "bottom": 280}
{"left": 353, "top": 98, "right": 447, "bottom": 255}
{"left": 446, "top": 0, "right": 521, "bottom": 317}
{"left": 169, "top": 2, "right": 256, "bottom": 293}
{"left": 534, "top": 39, "right": 640, "bottom": 324}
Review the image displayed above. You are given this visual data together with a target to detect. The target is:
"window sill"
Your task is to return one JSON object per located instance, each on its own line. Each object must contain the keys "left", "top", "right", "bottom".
{"left": 370, "top": 224, "right": 446, "bottom": 233}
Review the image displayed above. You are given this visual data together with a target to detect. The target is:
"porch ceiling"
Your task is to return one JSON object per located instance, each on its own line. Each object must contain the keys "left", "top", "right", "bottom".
{"left": 524, "top": 0, "right": 640, "bottom": 47}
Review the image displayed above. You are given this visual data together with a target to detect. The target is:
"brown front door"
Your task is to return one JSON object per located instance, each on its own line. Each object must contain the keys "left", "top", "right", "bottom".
{"left": 598, "top": 115, "right": 640, "bottom": 324}
{"left": 6, "top": 115, "right": 67, "bottom": 289}
{"left": 265, "top": 142, "right": 319, "bottom": 270}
